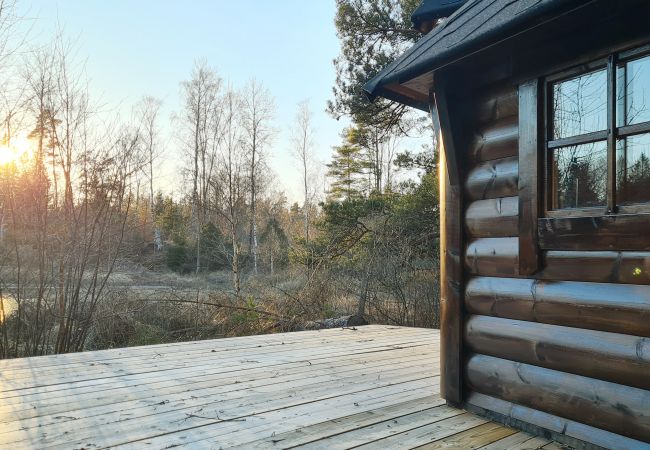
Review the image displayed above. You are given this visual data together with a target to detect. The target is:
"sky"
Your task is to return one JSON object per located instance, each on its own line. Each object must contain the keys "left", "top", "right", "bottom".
{"left": 15, "top": 0, "right": 351, "bottom": 203}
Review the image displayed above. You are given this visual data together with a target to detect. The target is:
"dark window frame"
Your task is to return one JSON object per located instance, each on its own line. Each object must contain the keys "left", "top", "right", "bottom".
{"left": 543, "top": 46, "right": 650, "bottom": 218}
{"left": 517, "top": 43, "right": 650, "bottom": 265}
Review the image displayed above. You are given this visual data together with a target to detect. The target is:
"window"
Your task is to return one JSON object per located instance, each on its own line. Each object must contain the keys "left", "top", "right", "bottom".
{"left": 546, "top": 50, "right": 650, "bottom": 215}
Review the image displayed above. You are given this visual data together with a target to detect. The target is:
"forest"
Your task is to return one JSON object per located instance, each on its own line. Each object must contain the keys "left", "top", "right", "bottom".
{"left": 0, "top": 0, "right": 439, "bottom": 358}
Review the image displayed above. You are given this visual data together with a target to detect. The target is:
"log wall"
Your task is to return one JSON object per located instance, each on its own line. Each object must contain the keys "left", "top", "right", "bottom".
{"left": 453, "top": 82, "right": 650, "bottom": 447}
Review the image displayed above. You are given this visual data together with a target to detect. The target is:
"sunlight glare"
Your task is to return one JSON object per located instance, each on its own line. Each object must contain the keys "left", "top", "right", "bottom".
{"left": 0, "top": 133, "right": 34, "bottom": 167}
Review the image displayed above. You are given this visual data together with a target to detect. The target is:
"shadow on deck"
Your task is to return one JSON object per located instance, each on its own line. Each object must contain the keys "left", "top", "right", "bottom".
{"left": 0, "top": 325, "right": 560, "bottom": 449}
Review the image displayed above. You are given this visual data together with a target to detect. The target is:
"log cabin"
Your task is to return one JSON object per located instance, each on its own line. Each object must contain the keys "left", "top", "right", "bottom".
{"left": 365, "top": 0, "right": 650, "bottom": 448}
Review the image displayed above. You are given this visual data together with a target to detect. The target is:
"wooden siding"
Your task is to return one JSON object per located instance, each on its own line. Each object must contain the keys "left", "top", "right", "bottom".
{"left": 455, "top": 81, "right": 650, "bottom": 448}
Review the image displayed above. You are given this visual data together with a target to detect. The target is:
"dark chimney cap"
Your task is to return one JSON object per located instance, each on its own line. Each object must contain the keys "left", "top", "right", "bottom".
{"left": 411, "top": 0, "right": 468, "bottom": 32}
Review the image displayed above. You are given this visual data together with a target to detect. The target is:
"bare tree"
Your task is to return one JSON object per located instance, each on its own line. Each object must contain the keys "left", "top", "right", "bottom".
{"left": 290, "top": 99, "right": 314, "bottom": 244}
{"left": 179, "top": 61, "right": 221, "bottom": 273}
{"left": 214, "top": 87, "right": 244, "bottom": 295}
{"left": 240, "top": 79, "right": 275, "bottom": 275}
{"left": 134, "top": 96, "right": 163, "bottom": 250}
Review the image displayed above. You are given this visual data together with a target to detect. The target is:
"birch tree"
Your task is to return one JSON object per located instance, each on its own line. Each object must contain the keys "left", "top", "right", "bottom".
{"left": 179, "top": 61, "right": 221, "bottom": 273}
{"left": 240, "top": 79, "right": 275, "bottom": 275}
{"left": 214, "top": 87, "right": 244, "bottom": 294}
{"left": 290, "top": 99, "right": 314, "bottom": 243}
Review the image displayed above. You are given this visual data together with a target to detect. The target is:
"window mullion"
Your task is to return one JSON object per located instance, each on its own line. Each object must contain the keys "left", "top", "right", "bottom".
{"left": 607, "top": 54, "right": 617, "bottom": 213}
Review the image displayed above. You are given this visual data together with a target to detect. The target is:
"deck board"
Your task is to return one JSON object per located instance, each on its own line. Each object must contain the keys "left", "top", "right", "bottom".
{"left": 0, "top": 325, "right": 556, "bottom": 449}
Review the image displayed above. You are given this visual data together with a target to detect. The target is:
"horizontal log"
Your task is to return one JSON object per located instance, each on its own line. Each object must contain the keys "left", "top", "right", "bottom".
{"left": 539, "top": 214, "right": 650, "bottom": 251}
{"left": 469, "top": 117, "right": 518, "bottom": 162}
{"left": 465, "top": 237, "right": 518, "bottom": 277}
{"left": 465, "top": 392, "right": 650, "bottom": 450}
{"left": 465, "top": 277, "right": 650, "bottom": 337}
{"left": 465, "top": 353, "right": 650, "bottom": 442}
{"left": 465, "top": 197, "right": 518, "bottom": 238}
{"left": 475, "top": 86, "right": 518, "bottom": 124}
{"left": 465, "top": 315, "right": 650, "bottom": 389}
{"left": 465, "top": 157, "right": 518, "bottom": 201}
{"left": 542, "top": 250, "right": 650, "bottom": 284}
{"left": 465, "top": 238, "right": 650, "bottom": 284}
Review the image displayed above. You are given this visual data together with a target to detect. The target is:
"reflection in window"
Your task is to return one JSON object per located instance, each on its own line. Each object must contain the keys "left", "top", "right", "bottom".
{"left": 552, "top": 69, "right": 607, "bottom": 139}
{"left": 617, "top": 133, "right": 650, "bottom": 205}
{"left": 552, "top": 142, "right": 607, "bottom": 209}
{"left": 617, "top": 55, "right": 650, "bottom": 126}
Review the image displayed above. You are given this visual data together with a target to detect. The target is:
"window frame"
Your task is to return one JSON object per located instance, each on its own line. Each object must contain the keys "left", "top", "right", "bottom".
{"left": 543, "top": 47, "right": 650, "bottom": 218}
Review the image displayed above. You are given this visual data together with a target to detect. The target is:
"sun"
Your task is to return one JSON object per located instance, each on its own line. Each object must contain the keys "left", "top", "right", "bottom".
{"left": 0, "top": 133, "right": 34, "bottom": 167}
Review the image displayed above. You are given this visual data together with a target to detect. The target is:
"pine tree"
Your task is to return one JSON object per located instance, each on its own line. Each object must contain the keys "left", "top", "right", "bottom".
{"left": 327, "top": 142, "right": 368, "bottom": 201}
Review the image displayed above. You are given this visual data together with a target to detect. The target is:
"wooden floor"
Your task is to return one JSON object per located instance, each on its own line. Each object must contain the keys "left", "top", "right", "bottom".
{"left": 0, "top": 325, "right": 561, "bottom": 449}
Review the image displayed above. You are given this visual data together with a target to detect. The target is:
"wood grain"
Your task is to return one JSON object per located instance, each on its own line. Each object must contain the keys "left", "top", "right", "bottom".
{"left": 465, "top": 315, "right": 650, "bottom": 389}
{"left": 539, "top": 213, "right": 650, "bottom": 251}
{"left": 464, "top": 276, "right": 650, "bottom": 337}
{"left": 465, "top": 353, "right": 650, "bottom": 443}
{"left": 465, "top": 197, "right": 518, "bottom": 238}
{"left": 469, "top": 117, "right": 518, "bottom": 162}
{"left": 518, "top": 79, "right": 541, "bottom": 275}
{"left": 465, "top": 156, "right": 518, "bottom": 201}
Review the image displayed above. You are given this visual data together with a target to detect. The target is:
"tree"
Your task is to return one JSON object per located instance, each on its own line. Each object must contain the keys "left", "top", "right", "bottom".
{"left": 179, "top": 61, "right": 222, "bottom": 273}
{"left": 328, "top": 0, "right": 421, "bottom": 133}
{"left": 290, "top": 99, "right": 315, "bottom": 243}
{"left": 240, "top": 79, "right": 275, "bottom": 275}
{"left": 327, "top": 129, "right": 369, "bottom": 201}
{"left": 214, "top": 86, "right": 245, "bottom": 295}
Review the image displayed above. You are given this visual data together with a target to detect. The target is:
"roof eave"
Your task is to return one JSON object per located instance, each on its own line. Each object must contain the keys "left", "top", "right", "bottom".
{"left": 365, "top": 0, "right": 593, "bottom": 106}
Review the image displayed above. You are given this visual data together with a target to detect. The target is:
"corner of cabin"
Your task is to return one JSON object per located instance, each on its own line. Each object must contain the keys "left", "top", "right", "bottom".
{"left": 367, "top": 0, "right": 650, "bottom": 448}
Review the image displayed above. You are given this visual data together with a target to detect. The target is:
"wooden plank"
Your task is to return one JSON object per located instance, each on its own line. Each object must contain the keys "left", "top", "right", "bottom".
{"left": 0, "top": 354, "right": 439, "bottom": 427}
{"left": 518, "top": 79, "right": 541, "bottom": 275}
{"left": 415, "top": 422, "right": 517, "bottom": 449}
{"left": 466, "top": 392, "right": 650, "bottom": 450}
{"left": 227, "top": 396, "right": 444, "bottom": 449}
{"left": 439, "top": 135, "right": 464, "bottom": 406}
{"left": 0, "top": 325, "right": 428, "bottom": 371}
{"left": 4, "top": 376, "right": 440, "bottom": 447}
{"left": 0, "top": 328, "right": 433, "bottom": 388}
{"left": 465, "top": 197, "right": 518, "bottom": 238}
{"left": 465, "top": 353, "right": 650, "bottom": 443}
{"left": 122, "top": 387, "right": 443, "bottom": 449}
{"left": 354, "top": 413, "right": 488, "bottom": 450}
{"left": 465, "top": 315, "right": 650, "bottom": 389}
{"left": 538, "top": 213, "right": 650, "bottom": 251}
{"left": 433, "top": 71, "right": 466, "bottom": 407}
{"left": 433, "top": 72, "right": 461, "bottom": 187}
{"left": 477, "top": 432, "right": 552, "bottom": 450}
{"left": 290, "top": 404, "right": 464, "bottom": 450}
{"left": 464, "top": 276, "right": 650, "bottom": 337}
{"left": 0, "top": 345, "right": 438, "bottom": 409}
{"left": 21, "top": 376, "right": 439, "bottom": 448}
{"left": 0, "top": 328, "right": 439, "bottom": 448}
{"left": 0, "top": 328, "right": 433, "bottom": 384}
{"left": 465, "top": 156, "right": 519, "bottom": 201}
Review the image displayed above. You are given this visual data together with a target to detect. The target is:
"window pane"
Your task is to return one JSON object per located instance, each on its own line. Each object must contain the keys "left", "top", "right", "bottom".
{"left": 552, "top": 69, "right": 607, "bottom": 139}
{"left": 616, "top": 133, "right": 650, "bottom": 205}
{"left": 552, "top": 141, "right": 607, "bottom": 209}
{"left": 617, "top": 55, "right": 650, "bottom": 126}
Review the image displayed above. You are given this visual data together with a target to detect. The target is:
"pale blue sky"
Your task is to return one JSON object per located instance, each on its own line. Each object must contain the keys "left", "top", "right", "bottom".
{"left": 17, "top": 0, "right": 350, "bottom": 202}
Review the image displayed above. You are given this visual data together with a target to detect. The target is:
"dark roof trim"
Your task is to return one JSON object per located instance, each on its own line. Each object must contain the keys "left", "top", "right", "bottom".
{"left": 364, "top": 0, "right": 593, "bottom": 106}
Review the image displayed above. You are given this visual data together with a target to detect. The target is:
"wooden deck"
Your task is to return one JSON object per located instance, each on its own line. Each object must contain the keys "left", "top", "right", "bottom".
{"left": 0, "top": 325, "right": 560, "bottom": 449}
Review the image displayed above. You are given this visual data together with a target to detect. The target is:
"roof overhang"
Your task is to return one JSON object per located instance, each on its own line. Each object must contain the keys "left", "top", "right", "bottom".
{"left": 364, "top": 0, "right": 594, "bottom": 111}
